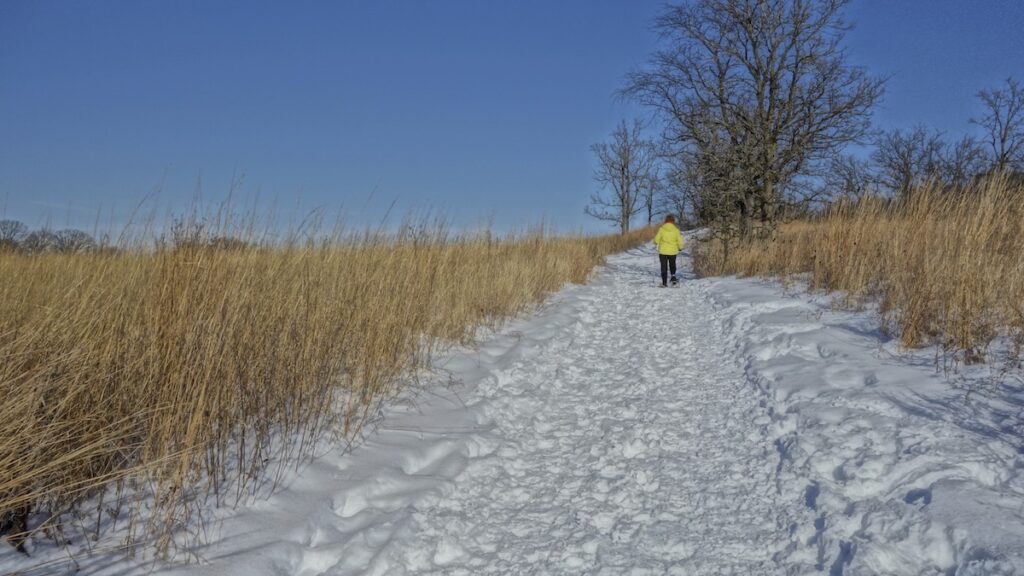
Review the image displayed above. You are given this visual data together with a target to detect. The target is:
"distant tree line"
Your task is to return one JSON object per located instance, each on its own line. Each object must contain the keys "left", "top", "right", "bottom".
{"left": 161, "top": 216, "right": 254, "bottom": 251}
{"left": 0, "top": 220, "right": 98, "bottom": 253}
{"left": 586, "top": 0, "right": 1024, "bottom": 242}
{"left": 0, "top": 216, "right": 259, "bottom": 254}
{"left": 828, "top": 78, "right": 1024, "bottom": 200}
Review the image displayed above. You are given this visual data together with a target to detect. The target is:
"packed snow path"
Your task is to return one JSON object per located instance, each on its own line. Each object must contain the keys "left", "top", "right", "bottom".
{"left": 148, "top": 246, "right": 802, "bottom": 576}
{"left": 375, "top": 252, "right": 794, "bottom": 574}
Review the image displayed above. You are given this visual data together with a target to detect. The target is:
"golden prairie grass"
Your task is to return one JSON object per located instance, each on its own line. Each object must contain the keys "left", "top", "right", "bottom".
{"left": 0, "top": 223, "right": 651, "bottom": 557}
{"left": 694, "top": 177, "right": 1024, "bottom": 362}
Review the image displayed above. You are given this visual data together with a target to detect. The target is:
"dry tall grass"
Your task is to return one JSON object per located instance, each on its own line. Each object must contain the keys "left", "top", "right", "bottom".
{"left": 695, "top": 177, "right": 1024, "bottom": 362}
{"left": 0, "top": 223, "right": 651, "bottom": 557}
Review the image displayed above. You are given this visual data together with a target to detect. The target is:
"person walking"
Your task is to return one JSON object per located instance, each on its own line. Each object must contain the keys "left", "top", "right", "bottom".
{"left": 653, "top": 215, "right": 684, "bottom": 287}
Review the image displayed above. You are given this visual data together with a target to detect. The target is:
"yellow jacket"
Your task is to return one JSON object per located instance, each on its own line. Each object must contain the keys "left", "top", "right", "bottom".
{"left": 653, "top": 222, "right": 684, "bottom": 256}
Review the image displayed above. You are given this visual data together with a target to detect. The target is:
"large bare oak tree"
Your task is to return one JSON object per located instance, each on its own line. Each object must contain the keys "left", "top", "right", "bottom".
{"left": 625, "top": 0, "right": 883, "bottom": 236}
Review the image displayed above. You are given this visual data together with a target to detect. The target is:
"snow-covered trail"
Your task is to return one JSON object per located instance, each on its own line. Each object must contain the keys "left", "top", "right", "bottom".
{"left": 145, "top": 246, "right": 803, "bottom": 576}
{"left": 373, "top": 250, "right": 794, "bottom": 574}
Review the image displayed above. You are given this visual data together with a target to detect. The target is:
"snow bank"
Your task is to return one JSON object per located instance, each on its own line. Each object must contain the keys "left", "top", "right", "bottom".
{"left": 705, "top": 275, "right": 1024, "bottom": 575}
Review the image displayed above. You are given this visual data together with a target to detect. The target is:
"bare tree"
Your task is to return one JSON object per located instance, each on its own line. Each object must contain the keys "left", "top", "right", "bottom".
{"left": 972, "top": 77, "right": 1024, "bottom": 173}
{"left": 658, "top": 188, "right": 688, "bottom": 226}
{"left": 624, "top": 0, "right": 883, "bottom": 237}
{"left": 0, "top": 220, "right": 27, "bottom": 250}
{"left": 22, "top": 229, "right": 60, "bottom": 253}
{"left": 641, "top": 169, "right": 663, "bottom": 226}
{"left": 652, "top": 151, "right": 695, "bottom": 224}
{"left": 824, "top": 154, "right": 875, "bottom": 200}
{"left": 55, "top": 229, "right": 96, "bottom": 252}
{"left": 940, "top": 135, "right": 990, "bottom": 188}
{"left": 586, "top": 120, "right": 659, "bottom": 233}
{"left": 871, "top": 126, "right": 945, "bottom": 196}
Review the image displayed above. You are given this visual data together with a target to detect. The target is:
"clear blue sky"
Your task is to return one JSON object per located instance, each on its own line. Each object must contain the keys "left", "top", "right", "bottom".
{"left": 2, "top": 1, "right": 1022, "bottom": 234}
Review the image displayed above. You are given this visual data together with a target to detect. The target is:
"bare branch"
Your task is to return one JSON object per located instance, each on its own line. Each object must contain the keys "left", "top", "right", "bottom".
{"left": 871, "top": 126, "right": 945, "bottom": 196}
{"left": 972, "top": 77, "right": 1024, "bottom": 173}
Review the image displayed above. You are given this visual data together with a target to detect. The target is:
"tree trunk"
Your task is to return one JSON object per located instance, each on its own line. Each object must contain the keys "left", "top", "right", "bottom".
{"left": 761, "top": 181, "right": 774, "bottom": 224}
{"left": 738, "top": 192, "right": 753, "bottom": 239}
{"left": 757, "top": 182, "right": 775, "bottom": 238}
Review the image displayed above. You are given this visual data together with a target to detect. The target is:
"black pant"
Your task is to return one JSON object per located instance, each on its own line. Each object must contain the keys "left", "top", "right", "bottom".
{"left": 659, "top": 254, "right": 677, "bottom": 285}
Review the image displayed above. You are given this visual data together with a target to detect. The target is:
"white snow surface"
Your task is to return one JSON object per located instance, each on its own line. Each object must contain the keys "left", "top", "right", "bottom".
{"left": 5, "top": 243, "right": 1024, "bottom": 575}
